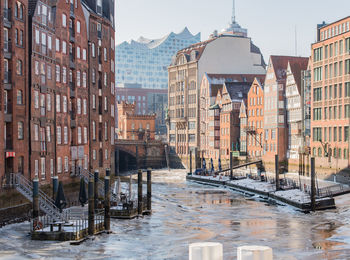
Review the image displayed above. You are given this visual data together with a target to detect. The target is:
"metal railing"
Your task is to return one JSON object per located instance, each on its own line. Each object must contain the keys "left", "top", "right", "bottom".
{"left": 12, "top": 173, "right": 70, "bottom": 222}
{"left": 79, "top": 168, "right": 119, "bottom": 203}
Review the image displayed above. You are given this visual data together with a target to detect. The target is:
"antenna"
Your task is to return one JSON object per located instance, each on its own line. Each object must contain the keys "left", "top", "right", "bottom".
{"left": 295, "top": 25, "right": 298, "bottom": 56}
{"left": 232, "top": 0, "right": 236, "bottom": 23}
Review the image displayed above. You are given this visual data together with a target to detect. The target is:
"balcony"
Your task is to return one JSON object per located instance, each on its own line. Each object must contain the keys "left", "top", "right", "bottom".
{"left": 4, "top": 41, "right": 12, "bottom": 59}
{"left": 98, "top": 54, "right": 102, "bottom": 65}
{"left": 3, "top": 8, "right": 12, "bottom": 28}
{"left": 98, "top": 79, "right": 102, "bottom": 89}
{"left": 4, "top": 71, "right": 12, "bottom": 90}
{"left": 5, "top": 139, "right": 13, "bottom": 151}
{"left": 70, "top": 4, "right": 75, "bottom": 18}
{"left": 69, "top": 28, "right": 75, "bottom": 43}
{"left": 70, "top": 81, "right": 76, "bottom": 98}
{"left": 98, "top": 104, "right": 103, "bottom": 115}
{"left": 70, "top": 111, "right": 76, "bottom": 128}
{"left": 69, "top": 54, "right": 76, "bottom": 70}
{"left": 4, "top": 104, "right": 12, "bottom": 122}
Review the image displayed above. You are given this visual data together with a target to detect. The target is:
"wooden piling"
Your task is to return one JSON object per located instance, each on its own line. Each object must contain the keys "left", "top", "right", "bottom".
{"left": 33, "top": 178, "right": 39, "bottom": 219}
{"left": 311, "top": 157, "right": 316, "bottom": 211}
{"left": 147, "top": 168, "right": 152, "bottom": 212}
{"left": 104, "top": 176, "right": 111, "bottom": 231}
{"left": 138, "top": 169, "right": 143, "bottom": 216}
{"left": 275, "top": 154, "right": 280, "bottom": 191}
{"left": 189, "top": 150, "right": 192, "bottom": 175}
{"left": 230, "top": 152, "right": 233, "bottom": 180}
{"left": 94, "top": 170, "right": 99, "bottom": 209}
{"left": 52, "top": 176, "right": 58, "bottom": 201}
{"left": 88, "top": 178, "right": 95, "bottom": 235}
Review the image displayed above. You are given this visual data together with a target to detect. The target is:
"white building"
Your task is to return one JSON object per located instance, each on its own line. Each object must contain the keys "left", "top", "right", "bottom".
{"left": 115, "top": 28, "right": 200, "bottom": 89}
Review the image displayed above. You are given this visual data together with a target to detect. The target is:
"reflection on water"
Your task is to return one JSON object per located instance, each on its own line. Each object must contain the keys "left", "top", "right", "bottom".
{"left": 0, "top": 169, "right": 350, "bottom": 259}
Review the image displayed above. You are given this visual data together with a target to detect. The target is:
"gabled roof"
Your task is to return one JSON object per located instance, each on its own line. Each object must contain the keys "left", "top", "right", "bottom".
{"left": 269, "top": 56, "right": 309, "bottom": 82}
{"left": 239, "top": 100, "right": 247, "bottom": 118}
{"left": 288, "top": 58, "right": 309, "bottom": 93}
{"left": 224, "top": 82, "right": 252, "bottom": 102}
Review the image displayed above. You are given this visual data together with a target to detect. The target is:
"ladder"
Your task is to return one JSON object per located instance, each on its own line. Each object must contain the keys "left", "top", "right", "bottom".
{"left": 79, "top": 169, "right": 119, "bottom": 203}
{"left": 13, "top": 174, "right": 70, "bottom": 222}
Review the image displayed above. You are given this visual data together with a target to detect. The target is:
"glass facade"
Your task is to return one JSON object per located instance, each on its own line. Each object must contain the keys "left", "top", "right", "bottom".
{"left": 115, "top": 27, "right": 200, "bottom": 89}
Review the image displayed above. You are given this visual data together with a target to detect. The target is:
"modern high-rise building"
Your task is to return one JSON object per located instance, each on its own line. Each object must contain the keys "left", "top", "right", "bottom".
{"left": 311, "top": 17, "right": 350, "bottom": 175}
{"left": 115, "top": 28, "right": 200, "bottom": 89}
{"left": 167, "top": 1, "right": 266, "bottom": 159}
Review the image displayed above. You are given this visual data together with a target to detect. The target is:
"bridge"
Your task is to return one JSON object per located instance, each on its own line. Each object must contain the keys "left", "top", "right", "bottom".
{"left": 114, "top": 140, "right": 168, "bottom": 172}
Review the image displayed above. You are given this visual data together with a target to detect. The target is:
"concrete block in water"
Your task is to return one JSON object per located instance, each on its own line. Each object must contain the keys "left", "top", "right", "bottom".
{"left": 237, "top": 246, "right": 273, "bottom": 260}
{"left": 189, "top": 242, "right": 223, "bottom": 260}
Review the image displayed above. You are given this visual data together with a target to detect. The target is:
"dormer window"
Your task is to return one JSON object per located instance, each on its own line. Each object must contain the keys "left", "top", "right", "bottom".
{"left": 97, "top": 0, "right": 102, "bottom": 15}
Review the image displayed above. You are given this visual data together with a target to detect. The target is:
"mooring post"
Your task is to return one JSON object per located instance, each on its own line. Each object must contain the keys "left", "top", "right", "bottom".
{"left": 116, "top": 149, "right": 120, "bottom": 176}
{"left": 311, "top": 157, "right": 316, "bottom": 211}
{"left": 189, "top": 150, "right": 192, "bottom": 175}
{"left": 94, "top": 170, "right": 99, "bottom": 209}
{"left": 147, "top": 168, "right": 152, "bottom": 212}
{"left": 136, "top": 145, "right": 139, "bottom": 170}
{"left": 33, "top": 178, "right": 39, "bottom": 220}
{"left": 275, "top": 154, "right": 280, "bottom": 191}
{"left": 88, "top": 178, "right": 95, "bottom": 235}
{"left": 104, "top": 176, "right": 111, "bottom": 231}
{"left": 52, "top": 176, "right": 58, "bottom": 201}
{"left": 230, "top": 152, "right": 233, "bottom": 180}
{"left": 138, "top": 169, "right": 143, "bottom": 216}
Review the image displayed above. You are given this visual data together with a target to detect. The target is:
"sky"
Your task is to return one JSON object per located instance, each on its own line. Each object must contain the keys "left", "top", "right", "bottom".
{"left": 115, "top": 0, "right": 350, "bottom": 61}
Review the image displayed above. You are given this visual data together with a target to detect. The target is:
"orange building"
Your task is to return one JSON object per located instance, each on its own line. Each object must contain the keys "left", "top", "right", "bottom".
{"left": 117, "top": 102, "right": 156, "bottom": 141}
{"left": 311, "top": 17, "right": 350, "bottom": 175}
{"left": 246, "top": 78, "right": 265, "bottom": 159}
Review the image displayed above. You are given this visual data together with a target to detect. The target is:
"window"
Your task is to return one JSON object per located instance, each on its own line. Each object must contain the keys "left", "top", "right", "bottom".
{"left": 77, "top": 21, "right": 81, "bottom": 33}
{"left": 34, "top": 90, "right": 39, "bottom": 109}
{"left": 36, "top": 29, "right": 40, "bottom": 44}
{"left": 91, "top": 43, "right": 95, "bottom": 57}
{"left": 83, "top": 49, "right": 87, "bottom": 61}
{"left": 62, "top": 67, "right": 67, "bottom": 84}
{"left": 47, "top": 65, "right": 52, "bottom": 80}
{"left": 84, "top": 127, "right": 87, "bottom": 144}
{"left": 92, "top": 121, "right": 96, "bottom": 140}
{"left": 48, "top": 35, "right": 52, "bottom": 50}
{"left": 47, "top": 94, "right": 51, "bottom": 111}
{"left": 104, "top": 122, "right": 108, "bottom": 140}
{"left": 92, "top": 95, "right": 96, "bottom": 109}
{"left": 62, "top": 14, "right": 67, "bottom": 27}
{"left": 56, "top": 95, "right": 61, "bottom": 112}
{"left": 57, "top": 126, "right": 61, "bottom": 144}
{"left": 64, "top": 157, "right": 69, "bottom": 172}
{"left": 46, "top": 126, "right": 51, "bottom": 142}
{"left": 56, "top": 65, "right": 60, "bottom": 82}
{"left": 82, "top": 99, "right": 87, "bottom": 115}
{"left": 77, "top": 98, "right": 81, "bottom": 114}
{"left": 35, "top": 160, "right": 39, "bottom": 176}
{"left": 104, "top": 97, "right": 108, "bottom": 111}
{"left": 104, "top": 48, "right": 107, "bottom": 61}
{"left": 62, "top": 41, "right": 67, "bottom": 54}
{"left": 77, "top": 70, "right": 81, "bottom": 86}
{"left": 41, "top": 158, "right": 45, "bottom": 178}
{"left": 62, "top": 96, "right": 67, "bottom": 113}
{"left": 77, "top": 46, "right": 81, "bottom": 59}
{"left": 104, "top": 72, "right": 108, "bottom": 86}
{"left": 92, "top": 69, "right": 96, "bottom": 83}
{"left": 56, "top": 38, "right": 60, "bottom": 52}
{"left": 78, "top": 127, "right": 82, "bottom": 144}
{"left": 64, "top": 126, "right": 68, "bottom": 144}
{"left": 83, "top": 72, "right": 87, "bottom": 88}
{"left": 16, "top": 60, "right": 22, "bottom": 75}
{"left": 57, "top": 157, "right": 62, "bottom": 173}
{"left": 18, "top": 122, "right": 24, "bottom": 139}
{"left": 17, "top": 90, "right": 23, "bottom": 105}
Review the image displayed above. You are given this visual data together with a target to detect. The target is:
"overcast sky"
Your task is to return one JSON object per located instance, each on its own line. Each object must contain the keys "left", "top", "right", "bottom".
{"left": 115, "top": 0, "right": 350, "bottom": 60}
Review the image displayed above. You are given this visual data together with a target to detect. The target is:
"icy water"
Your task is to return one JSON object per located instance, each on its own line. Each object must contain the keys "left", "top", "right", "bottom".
{"left": 1, "top": 169, "right": 350, "bottom": 259}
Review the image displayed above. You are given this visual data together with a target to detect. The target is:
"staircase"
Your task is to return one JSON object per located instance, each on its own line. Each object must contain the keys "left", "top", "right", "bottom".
{"left": 13, "top": 174, "right": 70, "bottom": 222}
{"left": 79, "top": 169, "right": 118, "bottom": 203}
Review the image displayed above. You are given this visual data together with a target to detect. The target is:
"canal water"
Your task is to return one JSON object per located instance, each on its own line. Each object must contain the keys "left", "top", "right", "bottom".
{"left": 1, "top": 169, "right": 350, "bottom": 259}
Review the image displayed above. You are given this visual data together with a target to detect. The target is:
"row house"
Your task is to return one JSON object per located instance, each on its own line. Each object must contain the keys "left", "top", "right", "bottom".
{"left": 1, "top": 0, "right": 29, "bottom": 183}
{"left": 263, "top": 56, "right": 308, "bottom": 166}
{"left": 199, "top": 73, "right": 265, "bottom": 159}
{"left": 311, "top": 17, "right": 350, "bottom": 174}
{"left": 240, "top": 78, "right": 265, "bottom": 159}
{"left": 82, "top": 1, "right": 115, "bottom": 174}
{"left": 285, "top": 59, "right": 309, "bottom": 162}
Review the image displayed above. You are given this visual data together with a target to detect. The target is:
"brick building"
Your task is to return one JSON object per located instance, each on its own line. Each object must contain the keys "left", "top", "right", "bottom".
{"left": 117, "top": 102, "right": 156, "bottom": 141}
{"left": 311, "top": 17, "right": 350, "bottom": 175}
{"left": 245, "top": 78, "right": 265, "bottom": 159}
{"left": 199, "top": 73, "right": 265, "bottom": 159}
{"left": 115, "top": 84, "right": 168, "bottom": 135}
{"left": 1, "top": 0, "right": 29, "bottom": 183}
{"left": 263, "top": 56, "right": 309, "bottom": 167}
{"left": 285, "top": 59, "right": 309, "bottom": 164}
{"left": 82, "top": 1, "right": 115, "bottom": 174}
{"left": 0, "top": 0, "right": 115, "bottom": 186}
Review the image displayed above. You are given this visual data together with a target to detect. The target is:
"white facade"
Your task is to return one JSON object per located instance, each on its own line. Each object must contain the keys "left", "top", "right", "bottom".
{"left": 115, "top": 28, "right": 200, "bottom": 89}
